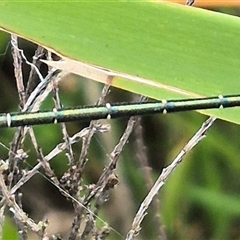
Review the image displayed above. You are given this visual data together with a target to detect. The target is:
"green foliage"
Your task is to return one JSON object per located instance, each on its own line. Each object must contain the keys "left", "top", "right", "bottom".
{"left": 0, "top": 2, "right": 240, "bottom": 123}
{"left": 2, "top": 218, "right": 18, "bottom": 239}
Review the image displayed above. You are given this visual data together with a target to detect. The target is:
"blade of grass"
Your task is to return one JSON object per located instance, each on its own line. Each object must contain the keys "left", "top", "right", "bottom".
{"left": 0, "top": 2, "right": 240, "bottom": 123}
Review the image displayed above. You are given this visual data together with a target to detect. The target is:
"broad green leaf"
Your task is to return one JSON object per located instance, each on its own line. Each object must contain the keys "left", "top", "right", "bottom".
{"left": 0, "top": 2, "right": 240, "bottom": 123}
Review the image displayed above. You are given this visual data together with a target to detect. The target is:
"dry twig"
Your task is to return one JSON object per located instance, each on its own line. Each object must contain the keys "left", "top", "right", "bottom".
{"left": 186, "top": 0, "right": 195, "bottom": 6}
{"left": 126, "top": 116, "right": 216, "bottom": 240}
{"left": 134, "top": 118, "right": 167, "bottom": 240}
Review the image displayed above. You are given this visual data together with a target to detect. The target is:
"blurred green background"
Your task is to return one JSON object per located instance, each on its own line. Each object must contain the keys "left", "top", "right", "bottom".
{"left": 1, "top": 5, "right": 240, "bottom": 240}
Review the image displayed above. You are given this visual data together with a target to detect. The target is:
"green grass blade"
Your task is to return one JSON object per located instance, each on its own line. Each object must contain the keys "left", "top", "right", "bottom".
{"left": 0, "top": 2, "right": 239, "bottom": 123}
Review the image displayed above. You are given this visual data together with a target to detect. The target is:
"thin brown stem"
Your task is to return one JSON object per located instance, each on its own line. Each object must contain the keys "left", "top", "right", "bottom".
{"left": 126, "top": 117, "right": 216, "bottom": 240}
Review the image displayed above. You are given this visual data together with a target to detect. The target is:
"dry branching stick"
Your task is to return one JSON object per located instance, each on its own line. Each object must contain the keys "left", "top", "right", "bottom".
{"left": 2, "top": 38, "right": 120, "bottom": 239}
{"left": 134, "top": 118, "right": 167, "bottom": 240}
{"left": 84, "top": 115, "right": 137, "bottom": 206}
{"left": 8, "top": 35, "right": 29, "bottom": 239}
{"left": 11, "top": 35, "right": 25, "bottom": 106}
{"left": 126, "top": 116, "right": 216, "bottom": 240}
{"left": 0, "top": 167, "right": 48, "bottom": 238}
{"left": 51, "top": 63, "right": 75, "bottom": 165}
{"left": 67, "top": 84, "right": 111, "bottom": 240}
{"left": 26, "top": 46, "right": 46, "bottom": 97}
{"left": 9, "top": 124, "right": 109, "bottom": 196}
{"left": 186, "top": 0, "right": 195, "bottom": 6}
{"left": 83, "top": 96, "right": 148, "bottom": 206}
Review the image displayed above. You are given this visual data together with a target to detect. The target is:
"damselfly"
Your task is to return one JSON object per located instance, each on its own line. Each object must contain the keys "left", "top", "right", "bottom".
{"left": 0, "top": 94, "right": 240, "bottom": 128}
